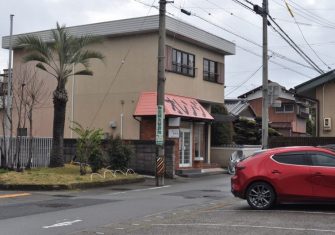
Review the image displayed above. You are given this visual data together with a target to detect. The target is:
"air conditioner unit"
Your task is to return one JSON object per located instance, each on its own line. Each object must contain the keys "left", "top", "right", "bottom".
{"left": 324, "top": 117, "right": 332, "bottom": 131}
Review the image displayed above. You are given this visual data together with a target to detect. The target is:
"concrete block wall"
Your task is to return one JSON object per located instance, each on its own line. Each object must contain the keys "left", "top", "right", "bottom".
{"left": 211, "top": 145, "right": 262, "bottom": 168}
{"left": 127, "top": 140, "right": 175, "bottom": 178}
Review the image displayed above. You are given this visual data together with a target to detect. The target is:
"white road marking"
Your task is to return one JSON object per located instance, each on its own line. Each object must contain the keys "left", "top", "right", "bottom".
{"left": 132, "top": 223, "right": 140, "bottom": 226}
{"left": 109, "top": 185, "right": 171, "bottom": 195}
{"left": 115, "top": 228, "right": 124, "bottom": 230}
{"left": 43, "top": 220, "right": 82, "bottom": 229}
{"left": 206, "top": 209, "right": 335, "bottom": 216}
{"left": 152, "top": 223, "right": 335, "bottom": 233}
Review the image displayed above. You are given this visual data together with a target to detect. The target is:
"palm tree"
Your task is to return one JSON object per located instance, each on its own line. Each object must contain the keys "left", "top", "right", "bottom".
{"left": 17, "top": 23, "right": 104, "bottom": 167}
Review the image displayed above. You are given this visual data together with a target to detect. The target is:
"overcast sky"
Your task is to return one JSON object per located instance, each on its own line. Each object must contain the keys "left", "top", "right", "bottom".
{"left": 1, "top": 0, "right": 335, "bottom": 98}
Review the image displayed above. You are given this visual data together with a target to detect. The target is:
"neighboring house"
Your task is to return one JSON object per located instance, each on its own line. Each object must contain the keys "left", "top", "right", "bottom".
{"left": 225, "top": 99, "right": 256, "bottom": 120}
{"left": 2, "top": 15, "right": 235, "bottom": 171}
{"left": 295, "top": 70, "right": 335, "bottom": 137}
{"left": 238, "top": 81, "right": 313, "bottom": 136}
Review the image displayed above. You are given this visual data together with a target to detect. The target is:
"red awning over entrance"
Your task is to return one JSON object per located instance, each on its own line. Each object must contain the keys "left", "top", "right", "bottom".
{"left": 134, "top": 92, "right": 214, "bottom": 120}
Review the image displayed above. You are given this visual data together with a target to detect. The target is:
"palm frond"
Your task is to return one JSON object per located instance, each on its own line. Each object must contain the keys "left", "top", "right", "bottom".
{"left": 22, "top": 53, "right": 49, "bottom": 64}
{"left": 35, "top": 63, "right": 48, "bottom": 71}
{"left": 16, "top": 35, "right": 52, "bottom": 61}
{"left": 71, "top": 50, "right": 104, "bottom": 67}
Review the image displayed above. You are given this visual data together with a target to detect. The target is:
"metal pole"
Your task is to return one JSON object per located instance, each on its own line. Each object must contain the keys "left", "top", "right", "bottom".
{"left": 5, "top": 14, "right": 14, "bottom": 164}
{"left": 70, "top": 64, "right": 75, "bottom": 138}
{"left": 156, "top": 0, "right": 167, "bottom": 186}
{"left": 6, "top": 15, "right": 14, "bottom": 134}
{"left": 261, "top": 0, "right": 269, "bottom": 149}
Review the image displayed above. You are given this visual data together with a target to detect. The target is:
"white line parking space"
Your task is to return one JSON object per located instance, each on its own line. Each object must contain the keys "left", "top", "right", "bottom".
{"left": 152, "top": 223, "right": 335, "bottom": 233}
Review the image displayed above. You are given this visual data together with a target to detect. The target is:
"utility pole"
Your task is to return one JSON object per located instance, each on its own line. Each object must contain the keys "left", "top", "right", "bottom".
{"left": 5, "top": 14, "right": 14, "bottom": 164}
{"left": 261, "top": 0, "right": 269, "bottom": 149}
{"left": 255, "top": 1, "right": 269, "bottom": 149}
{"left": 156, "top": 0, "right": 167, "bottom": 186}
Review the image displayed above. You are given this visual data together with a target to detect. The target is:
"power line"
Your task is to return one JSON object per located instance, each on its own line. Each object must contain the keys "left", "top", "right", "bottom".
{"left": 288, "top": 0, "right": 335, "bottom": 28}
{"left": 89, "top": 0, "right": 158, "bottom": 127}
{"left": 272, "top": 0, "right": 335, "bottom": 29}
{"left": 268, "top": 15, "right": 324, "bottom": 74}
{"left": 225, "top": 64, "right": 263, "bottom": 96}
{"left": 231, "top": 0, "right": 255, "bottom": 12}
{"left": 177, "top": 5, "right": 316, "bottom": 71}
{"left": 283, "top": 1, "right": 331, "bottom": 69}
{"left": 229, "top": 0, "right": 324, "bottom": 74}
{"left": 236, "top": 45, "right": 312, "bottom": 78}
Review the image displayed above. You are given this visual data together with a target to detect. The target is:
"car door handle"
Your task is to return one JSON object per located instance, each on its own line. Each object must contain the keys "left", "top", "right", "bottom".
{"left": 272, "top": 170, "right": 281, "bottom": 174}
{"left": 313, "top": 172, "right": 323, "bottom": 176}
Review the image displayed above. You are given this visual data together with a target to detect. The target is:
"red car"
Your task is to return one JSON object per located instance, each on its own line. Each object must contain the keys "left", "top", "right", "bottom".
{"left": 231, "top": 146, "right": 335, "bottom": 209}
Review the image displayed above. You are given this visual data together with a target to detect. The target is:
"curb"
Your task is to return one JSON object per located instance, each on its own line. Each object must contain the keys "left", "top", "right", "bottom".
{"left": 0, "top": 177, "right": 145, "bottom": 191}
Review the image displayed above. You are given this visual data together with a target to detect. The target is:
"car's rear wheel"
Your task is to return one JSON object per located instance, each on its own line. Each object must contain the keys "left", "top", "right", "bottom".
{"left": 246, "top": 182, "right": 275, "bottom": 210}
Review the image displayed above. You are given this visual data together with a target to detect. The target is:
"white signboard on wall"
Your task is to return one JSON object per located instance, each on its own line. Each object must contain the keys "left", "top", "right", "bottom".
{"left": 168, "top": 129, "right": 180, "bottom": 138}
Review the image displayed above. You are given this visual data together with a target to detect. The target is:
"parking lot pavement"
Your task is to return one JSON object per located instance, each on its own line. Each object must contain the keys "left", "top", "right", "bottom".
{"left": 81, "top": 198, "right": 335, "bottom": 235}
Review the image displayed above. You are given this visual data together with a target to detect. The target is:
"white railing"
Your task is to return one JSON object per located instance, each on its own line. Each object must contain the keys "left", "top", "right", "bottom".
{"left": 0, "top": 137, "right": 52, "bottom": 168}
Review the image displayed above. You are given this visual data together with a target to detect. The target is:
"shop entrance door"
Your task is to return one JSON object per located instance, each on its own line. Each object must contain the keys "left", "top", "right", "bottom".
{"left": 179, "top": 129, "right": 192, "bottom": 167}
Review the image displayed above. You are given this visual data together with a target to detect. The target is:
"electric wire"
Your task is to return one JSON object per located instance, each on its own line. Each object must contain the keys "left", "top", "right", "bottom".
{"left": 230, "top": 0, "right": 324, "bottom": 73}
{"left": 174, "top": 5, "right": 315, "bottom": 71}
{"left": 283, "top": 1, "right": 331, "bottom": 69}
{"left": 268, "top": 15, "right": 324, "bottom": 74}
{"left": 88, "top": 0, "right": 158, "bottom": 127}
{"left": 272, "top": 0, "right": 335, "bottom": 29}
{"left": 288, "top": 0, "right": 335, "bottom": 28}
{"left": 231, "top": 0, "right": 255, "bottom": 12}
{"left": 225, "top": 64, "right": 263, "bottom": 96}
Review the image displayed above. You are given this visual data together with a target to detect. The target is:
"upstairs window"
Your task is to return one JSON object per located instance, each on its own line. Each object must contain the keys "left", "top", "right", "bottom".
{"left": 170, "top": 48, "right": 195, "bottom": 77}
{"left": 203, "top": 58, "right": 224, "bottom": 84}
{"left": 275, "top": 104, "right": 294, "bottom": 113}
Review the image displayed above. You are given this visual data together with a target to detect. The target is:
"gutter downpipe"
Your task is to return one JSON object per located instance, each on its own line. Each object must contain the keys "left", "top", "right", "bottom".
{"left": 322, "top": 84, "right": 325, "bottom": 136}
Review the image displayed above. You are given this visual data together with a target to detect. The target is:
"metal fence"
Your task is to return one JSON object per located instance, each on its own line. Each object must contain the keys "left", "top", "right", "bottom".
{"left": 0, "top": 137, "right": 52, "bottom": 168}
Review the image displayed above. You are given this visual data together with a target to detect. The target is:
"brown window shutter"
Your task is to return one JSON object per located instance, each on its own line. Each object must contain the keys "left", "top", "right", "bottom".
{"left": 165, "top": 45, "right": 173, "bottom": 71}
{"left": 217, "top": 62, "right": 225, "bottom": 84}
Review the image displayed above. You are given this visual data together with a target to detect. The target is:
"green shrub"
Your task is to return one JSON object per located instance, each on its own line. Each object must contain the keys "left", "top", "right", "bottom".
{"left": 105, "top": 136, "right": 133, "bottom": 170}
{"left": 71, "top": 122, "right": 104, "bottom": 174}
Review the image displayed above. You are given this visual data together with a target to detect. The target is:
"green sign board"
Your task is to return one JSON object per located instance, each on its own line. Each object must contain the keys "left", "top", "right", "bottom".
{"left": 156, "top": 105, "right": 164, "bottom": 145}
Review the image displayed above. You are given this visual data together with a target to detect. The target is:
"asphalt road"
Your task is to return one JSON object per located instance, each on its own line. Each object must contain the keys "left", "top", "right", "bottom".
{"left": 1, "top": 174, "right": 335, "bottom": 235}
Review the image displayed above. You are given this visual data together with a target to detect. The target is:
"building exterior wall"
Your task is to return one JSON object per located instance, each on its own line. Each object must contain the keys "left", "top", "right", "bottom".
{"left": 9, "top": 32, "right": 226, "bottom": 140}
{"left": 248, "top": 97, "right": 306, "bottom": 135}
{"left": 316, "top": 82, "right": 335, "bottom": 136}
{"left": 165, "top": 37, "right": 225, "bottom": 104}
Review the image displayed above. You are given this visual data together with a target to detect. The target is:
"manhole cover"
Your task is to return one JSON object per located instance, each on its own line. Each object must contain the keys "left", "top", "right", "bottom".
{"left": 39, "top": 203, "right": 71, "bottom": 208}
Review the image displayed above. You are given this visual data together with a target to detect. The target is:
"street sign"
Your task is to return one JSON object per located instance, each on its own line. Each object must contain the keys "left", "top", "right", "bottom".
{"left": 156, "top": 105, "right": 164, "bottom": 145}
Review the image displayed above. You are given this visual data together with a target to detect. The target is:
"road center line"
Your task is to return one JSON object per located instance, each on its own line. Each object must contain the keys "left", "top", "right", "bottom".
{"left": 43, "top": 220, "right": 82, "bottom": 229}
{"left": 0, "top": 193, "right": 31, "bottom": 199}
{"left": 152, "top": 223, "right": 335, "bottom": 233}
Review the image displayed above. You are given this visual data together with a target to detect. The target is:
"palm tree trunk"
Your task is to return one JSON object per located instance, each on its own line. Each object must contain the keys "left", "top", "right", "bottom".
{"left": 50, "top": 88, "right": 68, "bottom": 167}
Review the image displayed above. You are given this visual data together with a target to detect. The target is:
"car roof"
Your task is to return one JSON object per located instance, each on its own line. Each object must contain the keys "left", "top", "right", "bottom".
{"left": 264, "top": 146, "right": 335, "bottom": 155}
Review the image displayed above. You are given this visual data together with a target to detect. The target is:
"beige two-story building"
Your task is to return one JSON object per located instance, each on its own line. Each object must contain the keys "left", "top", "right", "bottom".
{"left": 295, "top": 70, "right": 335, "bottom": 137}
{"left": 2, "top": 15, "right": 235, "bottom": 170}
